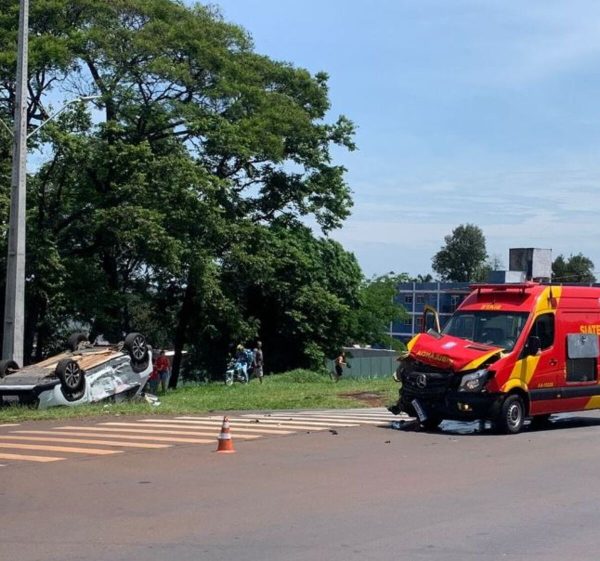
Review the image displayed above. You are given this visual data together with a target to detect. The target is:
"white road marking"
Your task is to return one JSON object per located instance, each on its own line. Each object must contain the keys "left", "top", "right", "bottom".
{"left": 264, "top": 415, "right": 389, "bottom": 425}
{"left": 17, "top": 429, "right": 215, "bottom": 444}
{"left": 0, "top": 452, "right": 63, "bottom": 463}
{"left": 0, "top": 435, "right": 170, "bottom": 449}
{"left": 195, "top": 416, "right": 359, "bottom": 427}
{"left": 100, "top": 421, "right": 292, "bottom": 435}
{"left": 163, "top": 417, "right": 346, "bottom": 430}
{"left": 0, "top": 442, "right": 120, "bottom": 455}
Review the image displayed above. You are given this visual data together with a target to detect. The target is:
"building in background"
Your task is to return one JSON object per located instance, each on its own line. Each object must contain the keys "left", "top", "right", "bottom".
{"left": 393, "top": 281, "right": 470, "bottom": 342}
{"left": 393, "top": 248, "right": 555, "bottom": 342}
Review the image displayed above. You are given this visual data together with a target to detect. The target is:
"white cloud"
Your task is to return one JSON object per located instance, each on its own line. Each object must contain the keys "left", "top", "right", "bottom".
{"left": 334, "top": 166, "right": 600, "bottom": 276}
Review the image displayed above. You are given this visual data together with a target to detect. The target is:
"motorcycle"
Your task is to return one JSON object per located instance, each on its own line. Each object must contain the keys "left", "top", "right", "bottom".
{"left": 225, "top": 359, "right": 250, "bottom": 386}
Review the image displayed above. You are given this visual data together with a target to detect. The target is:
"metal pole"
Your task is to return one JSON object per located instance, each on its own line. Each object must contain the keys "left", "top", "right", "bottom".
{"left": 3, "top": 0, "right": 29, "bottom": 366}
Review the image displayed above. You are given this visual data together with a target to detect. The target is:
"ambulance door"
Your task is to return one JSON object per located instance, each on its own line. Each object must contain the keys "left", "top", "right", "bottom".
{"left": 554, "top": 311, "right": 600, "bottom": 413}
{"left": 525, "top": 313, "right": 563, "bottom": 415}
{"left": 422, "top": 305, "right": 441, "bottom": 333}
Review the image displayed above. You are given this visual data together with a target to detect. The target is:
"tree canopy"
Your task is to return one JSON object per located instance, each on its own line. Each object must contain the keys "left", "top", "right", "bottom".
{"left": 0, "top": 0, "right": 384, "bottom": 378}
{"left": 552, "top": 254, "right": 596, "bottom": 284}
{"left": 431, "top": 224, "right": 488, "bottom": 282}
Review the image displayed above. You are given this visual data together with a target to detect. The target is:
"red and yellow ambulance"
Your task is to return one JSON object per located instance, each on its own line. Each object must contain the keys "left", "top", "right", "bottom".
{"left": 394, "top": 282, "right": 600, "bottom": 433}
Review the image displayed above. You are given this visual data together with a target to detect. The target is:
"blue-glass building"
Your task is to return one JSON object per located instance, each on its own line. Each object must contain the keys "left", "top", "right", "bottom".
{"left": 392, "top": 282, "right": 471, "bottom": 342}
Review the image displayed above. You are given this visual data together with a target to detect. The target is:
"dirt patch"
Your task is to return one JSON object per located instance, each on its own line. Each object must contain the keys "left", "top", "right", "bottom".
{"left": 340, "top": 391, "right": 386, "bottom": 407}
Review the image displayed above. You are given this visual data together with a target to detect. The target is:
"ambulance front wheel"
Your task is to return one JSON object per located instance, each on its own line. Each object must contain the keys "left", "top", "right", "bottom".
{"left": 498, "top": 394, "right": 525, "bottom": 434}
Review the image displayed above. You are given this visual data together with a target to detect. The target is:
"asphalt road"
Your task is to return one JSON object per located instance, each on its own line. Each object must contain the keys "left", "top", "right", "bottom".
{"left": 2, "top": 410, "right": 600, "bottom": 561}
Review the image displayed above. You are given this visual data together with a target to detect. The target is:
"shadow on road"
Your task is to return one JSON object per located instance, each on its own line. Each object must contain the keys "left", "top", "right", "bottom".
{"left": 388, "top": 414, "right": 600, "bottom": 436}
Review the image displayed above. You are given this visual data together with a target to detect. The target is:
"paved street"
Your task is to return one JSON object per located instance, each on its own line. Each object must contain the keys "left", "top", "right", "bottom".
{"left": 2, "top": 409, "right": 600, "bottom": 561}
{"left": 0, "top": 409, "right": 395, "bottom": 466}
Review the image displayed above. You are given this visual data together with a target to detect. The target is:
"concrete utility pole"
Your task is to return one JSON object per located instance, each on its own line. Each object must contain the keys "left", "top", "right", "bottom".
{"left": 3, "top": 0, "right": 29, "bottom": 366}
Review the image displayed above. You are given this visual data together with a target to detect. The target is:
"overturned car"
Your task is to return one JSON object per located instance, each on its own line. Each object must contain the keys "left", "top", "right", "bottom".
{"left": 0, "top": 332, "right": 152, "bottom": 409}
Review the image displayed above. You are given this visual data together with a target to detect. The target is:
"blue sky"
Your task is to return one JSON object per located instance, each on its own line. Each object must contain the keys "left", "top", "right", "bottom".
{"left": 208, "top": 1, "right": 600, "bottom": 277}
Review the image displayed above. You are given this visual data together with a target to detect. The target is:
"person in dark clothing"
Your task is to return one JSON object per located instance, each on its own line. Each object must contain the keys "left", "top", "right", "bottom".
{"left": 253, "top": 341, "right": 264, "bottom": 383}
{"left": 333, "top": 352, "right": 346, "bottom": 382}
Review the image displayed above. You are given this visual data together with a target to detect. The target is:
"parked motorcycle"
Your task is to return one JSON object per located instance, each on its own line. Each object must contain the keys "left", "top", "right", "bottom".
{"left": 225, "top": 359, "right": 249, "bottom": 386}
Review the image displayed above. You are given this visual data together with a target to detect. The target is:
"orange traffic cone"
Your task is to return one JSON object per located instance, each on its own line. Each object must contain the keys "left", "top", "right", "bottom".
{"left": 216, "top": 416, "right": 236, "bottom": 453}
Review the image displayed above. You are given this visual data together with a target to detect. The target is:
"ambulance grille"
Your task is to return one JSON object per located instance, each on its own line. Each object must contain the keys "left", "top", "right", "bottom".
{"left": 401, "top": 370, "right": 453, "bottom": 399}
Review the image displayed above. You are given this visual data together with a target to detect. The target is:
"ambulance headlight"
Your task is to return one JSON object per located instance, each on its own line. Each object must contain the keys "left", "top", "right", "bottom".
{"left": 459, "top": 369, "right": 491, "bottom": 392}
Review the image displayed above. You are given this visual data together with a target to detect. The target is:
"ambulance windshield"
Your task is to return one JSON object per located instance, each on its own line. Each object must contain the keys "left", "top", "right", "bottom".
{"left": 442, "top": 311, "right": 529, "bottom": 351}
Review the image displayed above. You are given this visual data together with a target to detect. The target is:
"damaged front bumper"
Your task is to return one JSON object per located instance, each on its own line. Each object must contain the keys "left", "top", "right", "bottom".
{"left": 398, "top": 389, "right": 503, "bottom": 421}
{"left": 393, "top": 367, "right": 503, "bottom": 422}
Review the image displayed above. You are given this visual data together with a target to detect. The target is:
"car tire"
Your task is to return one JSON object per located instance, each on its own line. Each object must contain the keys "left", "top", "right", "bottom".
{"left": 497, "top": 394, "right": 525, "bottom": 434}
{"left": 67, "top": 332, "right": 88, "bottom": 352}
{"left": 124, "top": 332, "right": 150, "bottom": 373}
{"left": 0, "top": 359, "right": 19, "bottom": 379}
{"left": 55, "top": 358, "right": 85, "bottom": 393}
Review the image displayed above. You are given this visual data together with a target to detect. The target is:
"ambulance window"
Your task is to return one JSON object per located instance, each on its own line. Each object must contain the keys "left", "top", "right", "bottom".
{"left": 531, "top": 314, "right": 554, "bottom": 350}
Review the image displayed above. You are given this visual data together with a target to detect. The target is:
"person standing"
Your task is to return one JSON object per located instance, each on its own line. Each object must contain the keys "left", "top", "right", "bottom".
{"left": 253, "top": 341, "right": 264, "bottom": 383}
{"left": 156, "top": 350, "right": 171, "bottom": 393}
{"left": 333, "top": 352, "right": 346, "bottom": 382}
{"left": 147, "top": 357, "right": 160, "bottom": 394}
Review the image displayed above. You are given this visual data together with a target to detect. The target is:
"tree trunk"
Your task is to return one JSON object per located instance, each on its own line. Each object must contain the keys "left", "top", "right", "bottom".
{"left": 169, "top": 279, "right": 196, "bottom": 388}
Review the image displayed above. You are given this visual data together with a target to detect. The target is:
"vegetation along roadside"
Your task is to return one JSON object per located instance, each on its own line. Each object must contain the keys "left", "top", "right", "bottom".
{"left": 0, "top": 371, "right": 398, "bottom": 424}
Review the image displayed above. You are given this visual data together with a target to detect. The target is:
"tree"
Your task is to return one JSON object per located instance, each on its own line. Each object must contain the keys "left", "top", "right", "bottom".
{"left": 349, "top": 274, "right": 409, "bottom": 350}
{"left": 215, "top": 223, "right": 363, "bottom": 372}
{"left": 432, "top": 224, "right": 488, "bottom": 282}
{"left": 411, "top": 273, "right": 433, "bottom": 283}
{"left": 552, "top": 254, "right": 596, "bottom": 284}
{"left": 0, "top": 0, "right": 357, "bottom": 379}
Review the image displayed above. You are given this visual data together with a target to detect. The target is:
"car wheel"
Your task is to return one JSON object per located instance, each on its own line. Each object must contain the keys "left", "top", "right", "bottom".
{"left": 55, "top": 358, "right": 85, "bottom": 393}
{"left": 0, "top": 359, "right": 19, "bottom": 379}
{"left": 124, "top": 332, "right": 150, "bottom": 373}
{"left": 67, "top": 332, "right": 88, "bottom": 352}
{"left": 497, "top": 394, "right": 525, "bottom": 434}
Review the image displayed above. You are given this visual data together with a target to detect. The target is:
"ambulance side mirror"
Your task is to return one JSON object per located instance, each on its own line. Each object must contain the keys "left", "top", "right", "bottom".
{"left": 525, "top": 336, "right": 541, "bottom": 357}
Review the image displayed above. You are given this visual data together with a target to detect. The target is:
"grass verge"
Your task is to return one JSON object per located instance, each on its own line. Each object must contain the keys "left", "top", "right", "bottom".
{"left": 0, "top": 370, "right": 398, "bottom": 424}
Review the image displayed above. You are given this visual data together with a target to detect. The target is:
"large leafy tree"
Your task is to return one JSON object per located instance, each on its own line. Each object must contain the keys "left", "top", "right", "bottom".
{"left": 432, "top": 224, "right": 488, "bottom": 282}
{"left": 552, "top": 254, "right": 596, "bottom": 284}
{"left": 0, "top": 0, "right": 357, "bottom": 377}
{"left": 348, "top": 273, "right": 409, "bottom": 350}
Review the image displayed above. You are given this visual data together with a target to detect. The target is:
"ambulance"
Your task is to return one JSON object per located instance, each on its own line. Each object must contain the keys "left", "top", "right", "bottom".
{"left": 392, "top": 282, "right": 600, "bottom": 433}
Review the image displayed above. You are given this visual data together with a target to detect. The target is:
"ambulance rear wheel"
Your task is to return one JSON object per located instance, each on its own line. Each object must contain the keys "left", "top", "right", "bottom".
{"left": 498, "top": 394, "right": 525, "bottom": 434}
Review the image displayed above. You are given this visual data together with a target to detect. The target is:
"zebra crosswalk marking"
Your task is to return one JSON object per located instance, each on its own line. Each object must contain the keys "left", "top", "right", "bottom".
{"left": 0, "top": 452, "right": 63, "bottom": 463}
{"left": 183, "top": 416, "right": 359, "bottom": 428}
{"left": 0, "top": 435, "right": 170, "bottom": 449}
{"left": 101, "top": 421, "right": 293, "bottom": 435}
{"left": 155, "top": 418, "right": 339, "bottom": 431}
{"left": 17, "top": 429, "right": 215, "bottom": 444}
{"left": 0, "top": 408, "right": 398, "bottom": 466}
{"left": 0, "top": 442, "right": 120, "bottom": 455}
{"left": 263, "top": 415, "right": 388, "bottom": 425}
{"left": 230, "top": 415, "right": 358, "bottom": 430}
{"left": 53, "top": 426, "right": 221, "bottom": 442}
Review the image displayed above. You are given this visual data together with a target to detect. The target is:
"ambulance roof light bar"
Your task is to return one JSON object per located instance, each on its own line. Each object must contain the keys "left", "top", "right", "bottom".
{"left": 470, "top": 282, "right": 539, "bottom": 295}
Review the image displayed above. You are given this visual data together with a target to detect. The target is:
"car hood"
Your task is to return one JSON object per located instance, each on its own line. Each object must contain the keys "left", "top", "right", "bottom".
{"left": 407, "top": 333, "right": 503, "bottom": 372}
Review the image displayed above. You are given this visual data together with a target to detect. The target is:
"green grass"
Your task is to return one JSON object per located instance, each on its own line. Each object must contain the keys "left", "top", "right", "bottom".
{"left": 0, "top": 370, "right": 399, "bottom": 423}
